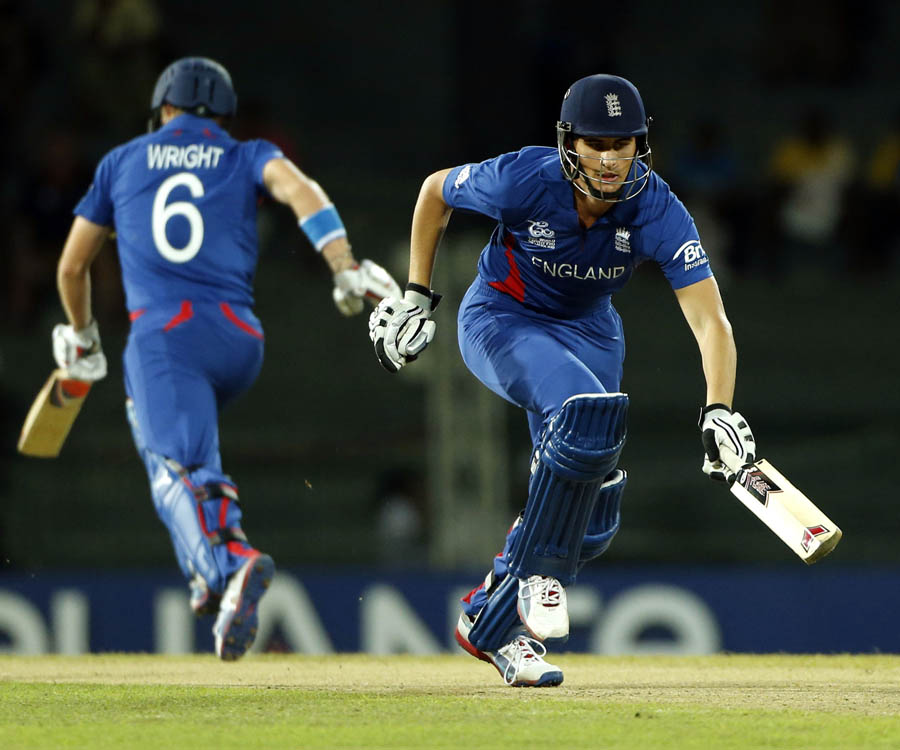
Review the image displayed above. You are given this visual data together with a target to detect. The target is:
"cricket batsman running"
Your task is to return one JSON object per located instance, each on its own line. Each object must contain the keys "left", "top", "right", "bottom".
{"left": 52, "top": 57, "right": 400, "bottom": 660}
{"left": 370, "top": 74, "right": 756, "bottom": 685}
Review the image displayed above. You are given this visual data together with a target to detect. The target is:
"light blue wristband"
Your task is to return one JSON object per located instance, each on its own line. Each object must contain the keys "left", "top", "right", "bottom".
{"left": 299, "top": 204, "right": 347, "bottom": 252}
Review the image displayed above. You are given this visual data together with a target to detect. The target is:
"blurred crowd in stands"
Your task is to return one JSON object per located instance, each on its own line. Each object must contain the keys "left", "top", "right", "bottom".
{"left": 668, "top": 108, "right": 900, "bottom": 286}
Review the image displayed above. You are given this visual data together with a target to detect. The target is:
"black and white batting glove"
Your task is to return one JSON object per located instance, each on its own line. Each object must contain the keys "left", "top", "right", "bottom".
{"left": 699, "top": 404, "right": 756, "bottom": 483}
{"left": 368, "top": 283, "right": 441, "bottom": 373}
{"left": 52, "top": 319, "right": 108, "bottom": 381}
{"left": 332, "top": 259, "right": 402, "bottom": 316}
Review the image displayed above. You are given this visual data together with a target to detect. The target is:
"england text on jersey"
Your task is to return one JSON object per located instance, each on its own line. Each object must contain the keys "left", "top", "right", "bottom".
{"left": 147, "top": 143, "right": 225, "bottom": 170}
{"left": 530, "top": 255, "right": 626, "bottom": 281}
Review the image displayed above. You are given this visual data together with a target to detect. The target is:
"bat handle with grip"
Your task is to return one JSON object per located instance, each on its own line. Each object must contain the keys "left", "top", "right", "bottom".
{"left": 718, "top": 445, "right": 746, "bottom": 474}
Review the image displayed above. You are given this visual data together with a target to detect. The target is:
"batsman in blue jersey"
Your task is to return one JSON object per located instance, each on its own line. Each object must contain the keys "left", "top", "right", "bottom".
{"left": 370, "top": 74, "right": 757, "bottom": 686}
{"left": 52, "top": 57, "right": 400, "bottom": 661}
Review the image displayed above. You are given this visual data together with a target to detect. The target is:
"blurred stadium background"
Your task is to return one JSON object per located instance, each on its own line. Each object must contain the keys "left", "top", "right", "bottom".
{"left": 1, "top": 0, "right": 897, "bottom": 653}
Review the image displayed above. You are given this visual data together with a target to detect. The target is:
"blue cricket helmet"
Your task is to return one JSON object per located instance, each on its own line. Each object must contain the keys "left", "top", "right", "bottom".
{"left": 556, "top": 74, "right": 652, "bottom": 201}
{"left": 558, "top": 74, "right": 648, "bottom": 138}
{"left": 149, "top": 57, "right": 237, "bottom": 130}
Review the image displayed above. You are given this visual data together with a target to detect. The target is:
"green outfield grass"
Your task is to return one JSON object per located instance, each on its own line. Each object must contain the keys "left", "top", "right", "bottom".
{"left": 1, "top": 654, "right": 898, "bottom": 749}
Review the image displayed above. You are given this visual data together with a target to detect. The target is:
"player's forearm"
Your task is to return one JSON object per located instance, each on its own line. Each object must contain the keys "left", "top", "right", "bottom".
{"left": 57, "top": 267, "right": 93, "bottom": 330}
{"left": 674, "top": 278, "right": 737, "bottom": 407}
{"left": 408, "top": 170, "right": 452, "bottom": 287}
{"left": 697, "top": 320, "right": 737, "bottom": 407}
{"left": 56, "top": 217, "right": 107, "bottom": 330}
{"left": 321, "top": 237, "right": 356, "bottom": 273}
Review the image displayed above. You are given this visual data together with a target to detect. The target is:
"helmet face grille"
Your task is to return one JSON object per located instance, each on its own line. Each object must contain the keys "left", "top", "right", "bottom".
{"left": 556, "top": 128, "right": 652, "bottom": 203}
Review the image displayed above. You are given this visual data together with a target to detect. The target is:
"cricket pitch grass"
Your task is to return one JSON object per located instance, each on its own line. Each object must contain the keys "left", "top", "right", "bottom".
{"left": 2, "top": 654, "right": 898, "bottom": 749}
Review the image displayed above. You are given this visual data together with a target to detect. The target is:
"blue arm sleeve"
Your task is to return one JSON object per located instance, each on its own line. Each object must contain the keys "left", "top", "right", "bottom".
{"left": 442, "top": 150, "right": 539, "bottom": 222}
{"left": 251, "top": 139, "right": 285, "bottom": 191}
{"left": 73, "top": 151, "right": 117, "bottom": 227}
{"left": 648, "top": 192, "right": 714, "bottom": 289}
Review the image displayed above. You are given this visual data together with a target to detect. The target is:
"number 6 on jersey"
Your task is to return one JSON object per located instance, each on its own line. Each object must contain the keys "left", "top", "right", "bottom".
{"left": 152, "top": 172, "right": 205, "bottom": 263}
{"left": 729, "top": 458, "right": 842, "bottom": 564}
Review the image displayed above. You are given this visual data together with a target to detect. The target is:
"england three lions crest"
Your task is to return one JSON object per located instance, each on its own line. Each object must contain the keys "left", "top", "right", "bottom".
{"left": 615, "top": 228, "right": 631, "bottom": 253}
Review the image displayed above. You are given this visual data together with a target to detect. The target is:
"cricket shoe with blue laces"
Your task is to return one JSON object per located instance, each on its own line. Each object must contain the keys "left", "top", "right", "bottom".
{"left": 455, "top": 612, "right": 564, "bottom": 687}
{"left": 213, "top": 552, "right": 275, "bottom": 661}
{"left": 517, "top": 575, "right": 569, "bottom": 641}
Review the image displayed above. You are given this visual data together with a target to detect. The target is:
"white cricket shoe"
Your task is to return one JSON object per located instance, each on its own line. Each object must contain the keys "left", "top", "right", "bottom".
{"left": 455, "top": 613, "right": 564, "bottom": 687}
{"left": 517, "top": 575, "right": 569, "bottom": 641}
{"left": 213, "top": 552, "right": 274, "bottom": 661}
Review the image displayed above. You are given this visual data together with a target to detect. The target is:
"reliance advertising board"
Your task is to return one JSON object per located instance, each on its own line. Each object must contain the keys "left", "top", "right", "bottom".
{"left": 0, "top": 566, "right": 897, "bottom": 655}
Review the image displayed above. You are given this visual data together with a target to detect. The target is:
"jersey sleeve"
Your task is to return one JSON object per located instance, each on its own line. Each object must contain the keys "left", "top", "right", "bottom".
{"left": 73, "top": 149, "right": 118, "bottom": 227}
{"left": 442, "top": 150, "right": 538, "bottom": 222}
{"left": 646, "top": 191, "right": 714, "bottom": 289}
{"left": 249, "top": 139, "right": 285, "bottom": 190}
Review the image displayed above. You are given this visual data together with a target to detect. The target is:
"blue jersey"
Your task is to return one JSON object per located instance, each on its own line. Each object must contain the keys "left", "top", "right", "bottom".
{"left": 75, "top": 113, "right": 282, "bottom": 312}
{"left": 443, "top": 146, "right": 712, "bottom": 317}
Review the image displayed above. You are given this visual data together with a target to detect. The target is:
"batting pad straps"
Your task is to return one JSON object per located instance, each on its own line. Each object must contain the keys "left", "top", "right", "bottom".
{"left": 578, "top": 469, "right": 627, "bottom": 568}
{"left": 506, "top": 393, "right": 628, "bottom": 585}
{"left": 466, "top": 575, "right": 523, "bottom": 652}
{"left": 206, "top": 526, "right": 248, "bottom": 547}
{"left": 192, "top": 481, "right": 239, "bottom": 503}
{"left": 299, "top": 204, "right": 347, "bottom": 252}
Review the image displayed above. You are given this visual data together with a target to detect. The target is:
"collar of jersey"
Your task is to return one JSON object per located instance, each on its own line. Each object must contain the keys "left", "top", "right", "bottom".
{"left": 160, "top": 112, "right": 226, "bottom": 136}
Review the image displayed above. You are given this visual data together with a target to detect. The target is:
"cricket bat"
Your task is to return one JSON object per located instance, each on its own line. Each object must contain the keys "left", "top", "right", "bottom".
{"left": 17, "top": 369, "right": 92, "bottom": 458}
{"left": 730, "top": 458, "right": 842, "bottom": 564}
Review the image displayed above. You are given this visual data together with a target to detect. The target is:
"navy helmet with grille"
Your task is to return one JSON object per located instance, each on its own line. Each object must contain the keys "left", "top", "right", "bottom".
{"left": 556, "top": 74, "right": 652, "bottom": 201}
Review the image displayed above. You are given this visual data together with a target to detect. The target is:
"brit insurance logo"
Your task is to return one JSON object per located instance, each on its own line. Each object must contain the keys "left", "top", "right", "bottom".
{"left": 615, "top": 227, "right": 631, "bottom": 253}
{"left": 525, "top": 219, "right": 556, "bottom": 249}
{"left": 673, "top": 240, "right": 709, "bottom": 271}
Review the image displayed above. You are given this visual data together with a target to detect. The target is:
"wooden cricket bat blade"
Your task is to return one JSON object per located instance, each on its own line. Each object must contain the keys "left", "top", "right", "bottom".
{"left": 17, "top": 369, "right": 91, "bottom": 458}
{"left": 729, "top": 458, "right": 842, "bottom": 565}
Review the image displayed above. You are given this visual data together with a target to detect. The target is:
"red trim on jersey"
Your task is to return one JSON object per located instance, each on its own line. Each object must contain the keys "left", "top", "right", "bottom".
{"left": 163, "top": 301, "right": 194, "bottom": 331}
{"left": 129, "top": 309, "right": 146, "bottom": 322}
{"left": 488, "top": 232, "right": 526, "bottom": 302}
{"left": 218, "top": 499, "right": 229, "bottom": 530}
{"left": 219, "top": 302, "right": 264, "bottom": 339}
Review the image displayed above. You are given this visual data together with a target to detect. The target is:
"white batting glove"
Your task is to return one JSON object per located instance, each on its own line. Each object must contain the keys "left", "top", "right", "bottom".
{"left": 52, "top": 320, "right": 108, "bottom": 381}
{"left": 699, "top": 404, "right": 756, "bottom": 483}
{"left": 368, "top": 283, "right": 441, "bottom": 373}
{"left": 332, "top": 259, "right": 402, "bottom": 316}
